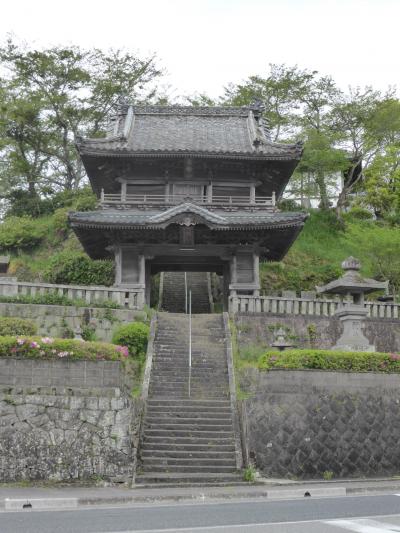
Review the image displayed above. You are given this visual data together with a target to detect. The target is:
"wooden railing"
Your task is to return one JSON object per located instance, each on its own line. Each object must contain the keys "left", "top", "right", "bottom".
{"left": 0, "top": 279, "right": 145, "bottom": 309}
{"left": 101, "top": 191, "right": 276, "bottom": 207}
{"left": 229, "top": 295, "right": 400, "bottom": 319}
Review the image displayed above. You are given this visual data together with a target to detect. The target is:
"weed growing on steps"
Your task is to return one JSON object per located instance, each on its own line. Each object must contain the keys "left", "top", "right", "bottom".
{"left": 243, "top": 465, "right": 256, "bottom": 482}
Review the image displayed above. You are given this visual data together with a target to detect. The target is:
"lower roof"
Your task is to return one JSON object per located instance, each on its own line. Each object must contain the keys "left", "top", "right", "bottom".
{"left": 69, "top": 203, "right": 307, "bottom": 231}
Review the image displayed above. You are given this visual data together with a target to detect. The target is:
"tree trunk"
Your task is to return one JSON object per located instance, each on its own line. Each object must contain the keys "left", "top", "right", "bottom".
{"left": 315, "top": 171, "right": 330, "bottom": 209}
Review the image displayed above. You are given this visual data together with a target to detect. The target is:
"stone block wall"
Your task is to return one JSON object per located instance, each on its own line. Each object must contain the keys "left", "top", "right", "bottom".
{"left": 0, "top": 359, "right": 137, "bottom": 482}
{"left": 0, "top": 303, "right": 142, "bottom": 342}
{"left": 240, "top": 368, "right": 400, "bottom": 479}
{"left": 235, "top": 313, "right": 400, "bottom": 353}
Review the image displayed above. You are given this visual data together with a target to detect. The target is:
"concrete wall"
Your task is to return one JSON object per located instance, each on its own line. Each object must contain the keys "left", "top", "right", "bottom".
{"left": 0, "top": 303, "right": 143, "bottom": 342}
{"left": 240, "top": 368, "right": 400, "bottom": 479}
{"left": 235, "top": 313, "right": 400, "bottom": 353}
{"left": 0, "top": 359, "right": 137, "bottom": 482}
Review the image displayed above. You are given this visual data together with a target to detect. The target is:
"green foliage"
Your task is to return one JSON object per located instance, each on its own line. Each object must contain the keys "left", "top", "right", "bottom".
{"left": 0, "top": 335, "right": 129, "bottom": 361}
{"left": 0, "top": 293, "right": 120, "bottom": 309}
{"left": 259, "top": 349, "right": 400, "bottom": 373}
{"left": 0, "top": 317, "right": 37, "bottom": 336}
{"left": 323, "top": 470, "right": 334, "bottom": 481}
{"left": 260, "top": 209, "right": 400, "bottom": 296}
{"left": 0, "top": 39, "right": 162, "bottom": 198}
{"left": 43, "top": 251, "right": 114, "bottom": 286}
{"left": 243, "top": 466, "right": 256, "bottom": 483}
{"left": 0, "top": 216, "right": 46, "bottom": 250}
{"left": 343, "top": 207, "right": 374, "bottom": 220}
{"left": 112, "top": 322, "right": 150, "bottom": 359}
{"left": 81, "top": 325, "right": 97, "bottom": 342}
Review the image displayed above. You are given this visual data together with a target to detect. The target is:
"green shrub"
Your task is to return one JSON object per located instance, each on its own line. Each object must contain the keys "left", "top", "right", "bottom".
{"left": 0, "top": 335, "right": 129, "bottom": 361}
{"left": 243, "top": 466, "right": 256, "bottom": 482}
{"left": 0, "top": 293, "right": 120, "bottom": 309}
{"left": 0, "top": 216, "right": 46, "bottom": 250}
{"left": 0, "top": 317, "right": 37, "bottom": 336}
{"left": 112, "top": 322, "right": 150, "bottom": 358}
{"left": 44, "top": 251, "right": 114, "bottom": 286}
{"left": 344, "top": 207, "right": 374, "bottom": 220}
{"left": 259, "top": 349, "right": 400, "bottom": 373}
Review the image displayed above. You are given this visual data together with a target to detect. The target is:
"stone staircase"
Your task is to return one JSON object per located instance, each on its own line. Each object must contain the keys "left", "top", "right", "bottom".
{"left": 161, "top": 272, "right": 211, "bottom": 313}
{"left": 136, "top": 312, "right": 241, "bottom": 485}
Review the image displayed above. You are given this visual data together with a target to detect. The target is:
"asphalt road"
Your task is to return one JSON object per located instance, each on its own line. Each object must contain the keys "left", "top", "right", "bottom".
{"left": 2, "top": 494, "right": 400, "bottom": 533}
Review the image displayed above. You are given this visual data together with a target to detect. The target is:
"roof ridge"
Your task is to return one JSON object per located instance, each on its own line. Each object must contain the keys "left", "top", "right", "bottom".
{"left": 129, "top": 105, "right": 251, "bottom": 116}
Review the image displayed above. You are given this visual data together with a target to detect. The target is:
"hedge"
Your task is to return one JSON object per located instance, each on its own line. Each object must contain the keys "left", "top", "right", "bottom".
{"left": 0, "top": 317, "right": 37, "bottom": 336}
{"left": 0, "top": 294, "right": 120, "bottom": 309}
{"left": 112, "top": 322, "right": 150, "bottom": 358}
{"left": 258, "top": 349, "right": 400, "bottom": 373}
{"left": 0, "top": 336, "right": 129, "bottom": 361}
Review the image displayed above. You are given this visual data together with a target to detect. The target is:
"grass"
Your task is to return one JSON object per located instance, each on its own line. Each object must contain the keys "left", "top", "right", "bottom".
{"left": 261, "top": 210, "right": 400, "bottom": 296}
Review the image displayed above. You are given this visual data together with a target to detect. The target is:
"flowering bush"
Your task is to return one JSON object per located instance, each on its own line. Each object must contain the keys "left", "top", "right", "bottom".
{"left": 258, "top": 349, "right": 400, "bottom": 373}
{"left": 0, "top": 336, "right": 130, "bottom": 361}
{"left": 112, "top": 322, "right": 150, "bottom": 358}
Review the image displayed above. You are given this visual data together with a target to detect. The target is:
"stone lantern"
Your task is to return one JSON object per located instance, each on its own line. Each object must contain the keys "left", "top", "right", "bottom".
{"left": 317, "top": 257, "right": 387, "bottom": 352}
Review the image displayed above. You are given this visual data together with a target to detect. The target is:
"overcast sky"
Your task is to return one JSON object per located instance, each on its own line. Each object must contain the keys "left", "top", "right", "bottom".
{"left": 1, "top": 0, "right": 399, "bottom": 99}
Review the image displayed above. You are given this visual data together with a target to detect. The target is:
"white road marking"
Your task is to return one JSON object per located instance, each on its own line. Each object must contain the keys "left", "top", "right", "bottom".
{"left": 93, "top": 516, "right": 400, "bottom": 533}
{"left": 324, "top": 518, "right": 400, "bottom": 532}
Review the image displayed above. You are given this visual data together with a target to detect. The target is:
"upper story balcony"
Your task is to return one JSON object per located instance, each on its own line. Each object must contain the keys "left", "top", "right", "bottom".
{"left": 100, "top": 190, "right": 276, "bottom": 209}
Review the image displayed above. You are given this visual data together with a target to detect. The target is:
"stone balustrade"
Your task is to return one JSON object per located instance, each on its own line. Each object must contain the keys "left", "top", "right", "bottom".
{"left": 229, "top": 294, "right": 400, "bottom": 319}
{"left": 0, "top": 278, "right": 145, "bottom": 309}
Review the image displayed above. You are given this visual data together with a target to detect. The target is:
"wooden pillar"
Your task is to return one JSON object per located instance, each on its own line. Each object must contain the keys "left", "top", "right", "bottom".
{"left": 253, "top": 252, "right": 260, "bottom": 296}
{"left": 250, "top": 184, "right": 256, "bottom": 204}
{"left": 139, "top": 255, "right": 146, "bottom": 285}
{"left": 145, "top": 261, "right": 151, "bottom": 305}
{"left": 121, "top": 182, "right": 127, "bottom": 202}
{"left": 230, "top": 254, "right": 237, "bottom": 297}
{"left": 207, "top": 182, "right": 213, "bottom": 203}
{"left": 114, "top": 246, "right": 122, "bottom": 286}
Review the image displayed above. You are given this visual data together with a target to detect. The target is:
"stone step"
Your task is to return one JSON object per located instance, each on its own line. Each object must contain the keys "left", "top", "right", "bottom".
{"left": 144, "top": 428, "right": 234, "bottom": 438}
{"left": 135, "top": 472, "right": 243, "bottom": 486}
{"left": 143, "top": 437, "right": 235, "bottom": 448}
{"left": 147, "top": 399, "right": 231, "bottom": 408}
{"left": 141, "top": 450, "right": 235, "bottom": 459}
{"left": 141, "top": 457, "right": 236, "bottom": 467}
{"left": 146, "top": 408, "right": 232, "bottom": 417}
{"left": 149, "top": 389, "right": 229, "bottom": 395}
{"left": 140, "top": 464, "right": 236, "bottom": 473}
{"left": 145, "top": 416, "right": 232, "bottom": 426}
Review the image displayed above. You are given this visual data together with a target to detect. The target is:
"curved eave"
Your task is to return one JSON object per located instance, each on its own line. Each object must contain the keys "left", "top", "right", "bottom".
{"left": 69, "top": 220, "right": 306, "bottom": 232}
{"left": 76, "top": 146, "right": 302, "bottom": 162}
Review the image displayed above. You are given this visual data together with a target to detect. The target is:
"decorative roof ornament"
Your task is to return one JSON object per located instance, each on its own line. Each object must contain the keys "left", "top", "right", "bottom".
{"left": 249, "top": 99, "right": 265, "bottom": 119}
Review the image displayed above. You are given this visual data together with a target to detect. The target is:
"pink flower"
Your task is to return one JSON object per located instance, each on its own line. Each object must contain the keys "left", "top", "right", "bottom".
{"left": 16, "top": 338, "right": 25, "bottom": 346}
{"left": 30, "top": 341, "right": 40, "bottom": 349}
{"left": 390, "top": 353, "right": 400, "bottom": 361}
{"left": 57, "top": 351, "right": 69, "bottom": 358}
{"left": 270, "top": 356, "right": 277, "bottom": 362}
{"left": 41, "top": 337, "right": 54, "bottom": 344}
{"left": 116, "top": 345, "right": 129, "bottom": 357}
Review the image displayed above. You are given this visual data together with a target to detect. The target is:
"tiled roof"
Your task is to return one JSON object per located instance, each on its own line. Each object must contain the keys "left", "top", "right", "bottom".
{"left": 77, "top": 106, "right": 302, "bottom": 160}
{"left": 69, "top": 204, "right": 307, "bottom": 230}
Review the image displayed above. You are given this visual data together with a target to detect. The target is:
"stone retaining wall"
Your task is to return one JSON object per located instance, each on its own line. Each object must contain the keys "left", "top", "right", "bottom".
{"left": 0, "top": 303, "right": 142, "bottom": 342}
{"left": 240, "top": 368, "right": 400, "bottom": 479}
{"left": 235, "top": 313, "right": 400, "bottom": 353}
{"left": 0, "top": 359, "right": 137, "bottom": 482}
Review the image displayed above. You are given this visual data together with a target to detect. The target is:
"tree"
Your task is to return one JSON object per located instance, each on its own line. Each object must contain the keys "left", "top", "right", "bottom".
{"left": 0, "top": 39, "right": 162, "bottom": 198}
{"left": 222, "top": 64, "right": 314, "bottom": 141}
{"left": 328, "top": 89, "right": 400, "bottom": 216}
